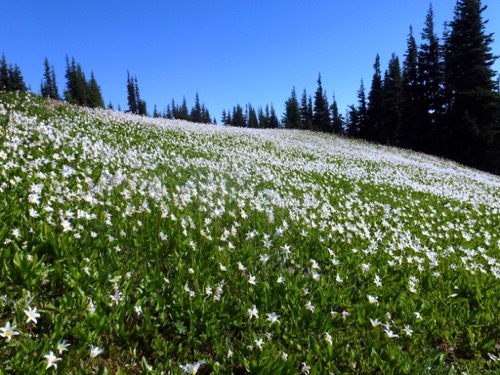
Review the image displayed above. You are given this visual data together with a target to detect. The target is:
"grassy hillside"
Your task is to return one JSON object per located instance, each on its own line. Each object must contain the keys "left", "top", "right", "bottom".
{"left": 1, "top": 91, "right": 500, "bottom": 374}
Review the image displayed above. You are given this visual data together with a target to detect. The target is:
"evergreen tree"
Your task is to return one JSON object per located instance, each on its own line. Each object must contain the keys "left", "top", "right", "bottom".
{"left": 269, "top": 104, "right": 280, "bottom": 128}
{"left": 382, "top": 54, "right": 403, "bottom": 145}
{"left": 0, "top": 54, "right": 26, "bottom": 93}
{"left": 367, "top": 54, "right": 384, "bottom": 142}
{"left": 179, "top": 97, "right": 189, "bottom": 120}
{"left": 247, "top": 104, "right": 259, "bottom": 128}
{"left": 225, "top": 109, "right": 233, "bottom": 125}
{"left": 283, "top": 86, "right": 302, "bottom": 129}
{"left": 300, "top": 89, "right": 313, "bottom": 130}
{"left": 87, "top": 71, "right": 104, "bottom": 108}
{"left": 190, "top": 92, "right": 202, "bottom": 123}
{"left": 0, "top": 54, "right": 8, "bottom": 91}
{"left": 313, "top": 74, "right": 330, "bottom": 132}
{"left": 418, "top": 4, "right": 444, "bottom": 152}
{"left": 330, "top": 96, "right": 344, "bottom": 134}
{"left": 346, "top": 104, "right": 360, "bottom": 137}
{"left": 41, "top": 58, "right": 59, "bottom": 99}
{"left": 64, "top": 56, "right": 87, "bottom": 105}
{"left": 232, "top": 104, "right": 245, "bottom": 127}
{"left": 258, "top": 107, "right": 268, "bottom": 128}
{"left": 443, "top": 0, "right": 500, "bottom": 171}
{"left": 138, "top": 99, "right": 147, "bottom": 116}
{"left": 126, "top": 71, "right": 137, "bottom": 114}
{"left": 400, "top": 26, "right": 421, "bottom": 149}
{"left": 356, "top": 80, "right": 368, "bottom": 138}
{"left": 153, "top": 105, "right": 160, "bottom": 118}
{"left": 8, "top": 64, "right": 27, "bottom": 92}
{"left": 126, "top": 72, "right": 147, "bottom": 115}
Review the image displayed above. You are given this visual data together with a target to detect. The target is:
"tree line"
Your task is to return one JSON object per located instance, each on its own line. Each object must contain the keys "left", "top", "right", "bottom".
{"left": 1, "top": 0, "right": 499, "bottom": 173}
{"left": 344, "top": 1, "right": 500, "bottom": 173}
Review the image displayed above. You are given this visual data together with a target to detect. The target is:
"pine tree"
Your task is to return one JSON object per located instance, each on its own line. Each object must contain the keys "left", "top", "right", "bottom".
{"left": 418, "top": 4, "right": 444, "bottom": 152}
{"left": 41, "top": 58, "right": 59, "bottom": 99}
{"left": 138, "top": 99, "right": 147, "bottom": 116}
{"left": 382, "top": 54, "right": 403, "bottom": 145}
{"left": 232, "top": 105, "right": 245, "bottom": 127}
{"left": 330, "top": 96, "right": 344, "bottom": 135}
{"left": 258, "top": 107, "right": 267, "bottom": 128}
{"left": 179, "top": 97, "right": 189, "bottom": 120}
{"left": 221, "top": 109, "right": 227, "bottom": 125}
{"left": 283, "top": 86, "right": 302, "bottom": 129}
{"left": 190, "top": 92, "right": 202, "bottom": 123}
{"left": 269, "top": 104, "right": 280, "bottom": 128}
{"left": 87, "top": 71, "right": 104, "bottom": 108}
{"left": 126, "top": 71, "right": 137, "bottom": 114}
{"left": 246, "top": 104, "right": 258, "bottom": 128}
{"left": 443, "top": 0, "right": 500, "bottom": 171}
{"left": 8, "top": 64, "right": 27, "bottom": 92}
{"left": 41, "top": 58, "right": 53, "bottom": 98}
{"left": 313, "top": 74, "right": 330, "bottom": 132}
{"left": 64, "top": 56, "right": 87, "bottom": 105}
{"left": 0, "top": 54, "right": 8, "bottom": 91}
{"left": 367, "top": 54, "right": 384, "bottom": 142}
{"left": 400, "top": 26, "right": 421, "bottom": 149}
{"left": 300, "top": 89, "right": 313, "bottom": 130}
{"left": 346, "top": 104, "right": 360, "bottom": 137}
{"left": 356, "top": 80, "right": 368, "bottom": 138}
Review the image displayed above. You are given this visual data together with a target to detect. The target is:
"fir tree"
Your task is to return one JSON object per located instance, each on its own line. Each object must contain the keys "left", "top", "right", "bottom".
{"left": 0, "top": 54, "right": 8, "bottom": 91}
{"left": 313, "top": 74, "right": 330, "bottom": 132}
{"left": 330, "top": 96, "right": 344, "bottom": 135}
{"left": 367, "top": 54, "right": 384, "bottom": 142}
{"left": 8, "top": 64, "right": 27, "bottom": 92}
{"left": 418, "top": 4, "right": 444, "bottom": 152}
{"left": 190, "top": 92, "right": 202, "bottom": 123}
{"left": 126, "top": 71, "right": 137, "bottom": 114}
{"left": 400, "top": 26, "right": 421, "bottom": 149}
{"left": 269, "top": 104, "right": 280, "bottom": 128}
{"left": 41, "top": 58, "right": 54, "bottom": 98}
{"left": 232, "top": 104, "right": 245, "bottom": 127}
{"left": 86, "top": 71, "right": 104, "bottom": 108}
{"left": 382, "top": 54, "right": 403, "bottom": 145}
{"left": 443, "top": 0, "right": 500, "bottom": 172}
{"left": 283, "top": 86, "right": 302, "bottom": 129}
{"left": 247, "top": 104, "right": 259, "bottom": 128}
{"left": 300, "top": 89, "right": 313, "bottom": 130}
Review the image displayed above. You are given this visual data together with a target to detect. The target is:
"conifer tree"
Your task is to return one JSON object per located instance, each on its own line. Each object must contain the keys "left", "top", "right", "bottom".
{"left": 64, "top": 56, "right": 87, "bottom": 105}
{"left": 126, "top": 71, "right": 137, "bottom": 114}
{"left": 0, "top": 54, "right": 8, "bottom": 91}
{"left": 300, "top": 89, "right": 313, "bottom": 130}
{"left": 330, "top": 96, "right": 344, "bottom": 135}
{"left": 283, "top": 86, "right": 302, "bottom": 128}
{"left": 367, "top": 54, "right": 384, "bottom": 142}
{"left": 382, "top": 54, "right": 403, "bottom": 145}
{"left": 346, "top": 104, "right": 360, "bottom": 138}
{"left": 87, "top": 71, "right": 104, "bottom": 108}
{"left": 232, "top": 104, "right": 245, "bottom": 127}
{"left": 400, "top": 26, "right": 421, "bottom": 149}
{"left": 356, "top": 80, "right": 368, "bottom": 138}
{"left": 269, "top": 104, "right": 280, "bottom": 129}
{"left": 190, "top": 92, "right": 202, "bottom": 123}
{"left": 443, "top": 0, "right": 500, "bottom": 171}
{"left": 247, "top": 104, "right": 259, "bottom": 128}
{"left": 313, "top": 74, "right": 330, "bottom": 132}
{"left": 418, "top": 4, "right": 444, "bottom": 152}
{"left": 8, "top": 64, "right": 27, "bottom": 92}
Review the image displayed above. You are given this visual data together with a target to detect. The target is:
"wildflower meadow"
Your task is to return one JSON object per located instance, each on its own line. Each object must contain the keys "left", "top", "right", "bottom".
{"left": 1, "top": 91, "right": 500, "bottom": 374}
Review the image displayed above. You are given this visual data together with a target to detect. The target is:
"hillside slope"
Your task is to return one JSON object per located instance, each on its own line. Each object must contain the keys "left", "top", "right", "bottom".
{"left": 1, "top": 92, "right": 500, "bottom": 374}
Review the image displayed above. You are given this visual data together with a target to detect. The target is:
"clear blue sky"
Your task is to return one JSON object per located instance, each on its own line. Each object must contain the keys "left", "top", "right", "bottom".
{"left": 2, "top": 0, "right": 499, "bottom": 122}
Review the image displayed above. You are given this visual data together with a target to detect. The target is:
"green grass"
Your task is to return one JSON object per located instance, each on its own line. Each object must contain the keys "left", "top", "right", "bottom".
{"left": 1, "top": 91, "right": 500, "bottom": 374}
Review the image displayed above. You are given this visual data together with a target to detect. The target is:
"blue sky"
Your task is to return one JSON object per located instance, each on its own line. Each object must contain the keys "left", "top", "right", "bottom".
{"left": 2, "top": 0, "right": 499, "bottom": 122}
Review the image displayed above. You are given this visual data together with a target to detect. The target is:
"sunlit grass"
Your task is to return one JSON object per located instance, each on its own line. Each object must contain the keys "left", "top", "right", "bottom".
{"left": 1, "top": 91, "right": 500, "bottom": 374}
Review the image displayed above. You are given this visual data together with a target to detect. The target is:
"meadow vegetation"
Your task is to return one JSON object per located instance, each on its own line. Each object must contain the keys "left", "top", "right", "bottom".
{"left": 1, "top": 92, "right": 500, "bottom": 374}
